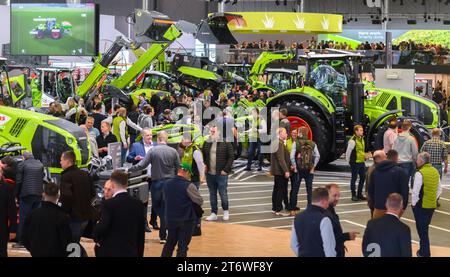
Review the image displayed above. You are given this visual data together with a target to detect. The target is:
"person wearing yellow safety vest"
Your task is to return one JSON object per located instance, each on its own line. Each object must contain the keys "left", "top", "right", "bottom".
{"left": 345, "top": 125, "right": 367, "bottom": 202}
{"left": 412, "top": 152, "right": 442, "bottom": 257}
{"left": 178, "top": 134, "right": 205, "bottom": 236}
{"left": 245, "top": 108, "right": 267, "bottom": 171}
{"left": 103, "top": 107, "right": 142, "bottom": 164}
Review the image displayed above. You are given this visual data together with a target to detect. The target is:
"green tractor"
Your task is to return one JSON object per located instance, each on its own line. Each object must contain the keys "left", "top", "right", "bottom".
{"left": 263, "top": 51, "right": 435, "bottom": 165}
{"left": 1, "top": 57, "right": 91, "bottom": 175}
{"left": 30, "top": 18, "right": 72, "bottom": 40}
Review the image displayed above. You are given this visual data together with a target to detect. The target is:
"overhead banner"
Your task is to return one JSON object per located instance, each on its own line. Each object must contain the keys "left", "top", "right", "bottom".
{"left": 319, "top": 30, "right": 450, "bottom": 47}
{"left": 226, "top": 12, "right": 343, "bottom": 34}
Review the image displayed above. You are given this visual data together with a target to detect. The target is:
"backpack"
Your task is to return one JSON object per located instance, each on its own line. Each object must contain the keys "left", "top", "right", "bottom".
{"left": 296, "top": 140, "right": 315, "bottom": 171}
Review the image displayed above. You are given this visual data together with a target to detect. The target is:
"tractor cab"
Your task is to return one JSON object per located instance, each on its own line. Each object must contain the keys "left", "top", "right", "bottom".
{"left": 33, "top": 67, "right": 76, "bottom": 105}
{"left": 264, "top": 68, "right": 301, "bottom": 93}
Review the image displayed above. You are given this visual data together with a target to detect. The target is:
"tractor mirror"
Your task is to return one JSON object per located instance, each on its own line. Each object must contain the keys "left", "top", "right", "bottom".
{"left": 196, "top": 13, "right": 244, "bottom": 45}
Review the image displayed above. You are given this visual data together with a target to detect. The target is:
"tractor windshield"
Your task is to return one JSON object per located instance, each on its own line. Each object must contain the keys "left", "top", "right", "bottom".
{"left": 266, "top": 71, "right": 300, "bottom": 93}
{"left": 400, "top": 97, "right": 435, "bottom": 126}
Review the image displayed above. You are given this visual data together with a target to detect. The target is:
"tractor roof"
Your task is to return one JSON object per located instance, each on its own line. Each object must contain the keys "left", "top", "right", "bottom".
{"left": 264, "top": 68, "right": 299, "bottom": 74}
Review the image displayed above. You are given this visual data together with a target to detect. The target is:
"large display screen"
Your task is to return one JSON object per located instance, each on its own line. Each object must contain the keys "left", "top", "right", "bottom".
{"left": 10, "top": 3, "right": 99, "bottom": 56}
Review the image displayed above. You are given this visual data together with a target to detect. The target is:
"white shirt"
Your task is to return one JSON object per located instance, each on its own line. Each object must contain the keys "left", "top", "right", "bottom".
{"left": 386, "top": 212, "right": 399, "bottom": 219}
{"left": 113, "top": 189, "right": 127, "bottom": 198}
{"left": 144, "top": 143, "right": 153, "bottom": 178}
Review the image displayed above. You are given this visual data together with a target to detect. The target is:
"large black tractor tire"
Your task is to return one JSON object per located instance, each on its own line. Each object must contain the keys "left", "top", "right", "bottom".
{"left": 370, "top": 117, "right": 431, "bottom": 152}
{"left": 281, "top": 101, "right": 332, "bottom": 167}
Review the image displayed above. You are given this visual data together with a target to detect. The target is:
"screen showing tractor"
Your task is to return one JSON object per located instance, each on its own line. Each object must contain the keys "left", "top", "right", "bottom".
{"left": 10, "top": 3, "right": 98, "bottom": 56}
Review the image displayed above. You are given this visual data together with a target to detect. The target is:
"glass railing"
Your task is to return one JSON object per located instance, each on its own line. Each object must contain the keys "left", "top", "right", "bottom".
{"left": 216, "top": 48, "right": 450, "bottom": 66}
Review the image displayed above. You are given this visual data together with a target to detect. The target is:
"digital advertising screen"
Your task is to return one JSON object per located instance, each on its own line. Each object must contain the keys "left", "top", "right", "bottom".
{"left": 10, "top": 3, "right": 99, "bottom": 56}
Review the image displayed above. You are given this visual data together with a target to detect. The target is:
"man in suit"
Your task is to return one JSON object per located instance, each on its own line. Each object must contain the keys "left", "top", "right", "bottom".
{"left": 94, "top": 171, "right": 145, "bottom": 257}
{"left": 270, "top": 127, "right": 291, "bottom": 215}
{"left": 0, "top": 168, "right": 17, "bottom": 257}
{"left": 22, "top": 182, "right": 72, "bottom": 257}
{"left": 362, "top": 193, "right": 412, "bottom": 257}
{"left": 126, "top": 128, "right": 157, "bottom": 232}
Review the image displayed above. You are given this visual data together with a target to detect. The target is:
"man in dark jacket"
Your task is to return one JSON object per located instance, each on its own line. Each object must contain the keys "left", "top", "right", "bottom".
{"left": 291, "top": 187, "right": 336, "bottom": 257}
{"left": 94, "top": 171, "right": 145, "bottom": 257}
{"left": 369, "top": 150, "right": 409, "bottom": 219}
{"left": 96, "top": 121, "right": 117, "bottom": 159}
{"left": 22, "top": 182, "right": 72, "bottom": 257}
{"left": 15, "top": 152, "right": 44, "bottom": 247}
{"left": 161, "top": 163, "right": 203, "bottom": 257}
{"left": 202, "top": 126, "right": 234, "bottom": 221}
{"left": 362, "top": 193, "right": 412, "bottom": 257}
{"left": 59, "top": 151, "right": 95, "bottom": 243}
{"left": 270, "top": 127, "right": 291, "bottom": 215}
{"left": 325, "top": 184, "right": 359, "bottom": 257}
{"left": 0, "top": 170, "right": 17, "bottom": 257}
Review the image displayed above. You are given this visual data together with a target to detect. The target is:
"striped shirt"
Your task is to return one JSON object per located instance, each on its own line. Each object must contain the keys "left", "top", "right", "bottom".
{"left": 421, "top": 138, "right": 448, "bottom": 165}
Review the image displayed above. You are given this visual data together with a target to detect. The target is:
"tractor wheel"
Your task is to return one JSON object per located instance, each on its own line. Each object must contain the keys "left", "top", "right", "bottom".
{"left": 51, "top": 29, "right": 61, "bottom": 39}
{"left": 281, "top": 101, "right": 332, "bottom": 166}
{"left": 36, "top": 30, "right": 44, "bottom": 39}
{"left": 370, "top": 117, "right": 431, "bottom": 152}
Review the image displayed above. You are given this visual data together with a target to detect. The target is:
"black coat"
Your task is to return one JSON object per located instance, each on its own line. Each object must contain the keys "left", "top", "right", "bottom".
{"left": 362, "top": 214, "right": 412, "bottom": 257}
{"left": 326, "top": 205, "right": 351, "bottom": 257}
{"left": 369, "top": 160, "right": 409, "bottom": 210}
{"left": 0, "top": 181, "right": 17, "bottom": 257}
{"left": 93, "top": 192, "right": 145, "bottom": 257}
{"left": 60, "top": 165, "right": 95, "bottom": 221}
{"left": 22, "top": 201, "right": 72, "bottom": 257}
{"left": 96, "top": 132, "right": 118, "bottom": 158}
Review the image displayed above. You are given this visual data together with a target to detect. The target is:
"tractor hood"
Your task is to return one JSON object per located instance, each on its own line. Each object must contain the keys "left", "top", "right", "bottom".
{"left": 196, "top": 13, "right": 244, "bottom": 45}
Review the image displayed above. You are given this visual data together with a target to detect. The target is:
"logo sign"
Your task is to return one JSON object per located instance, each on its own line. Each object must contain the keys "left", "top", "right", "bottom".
{"left": 0, "top": 114, "right": 11, "bottom": 126}
{"left": 366, "top": 243, "right": 381, "bottom": 257}
{"left": 66, "top": 243, "right": 81, "bottom": 257}
{"left": 108, "top": 142, "right": 122, "bottom": 169}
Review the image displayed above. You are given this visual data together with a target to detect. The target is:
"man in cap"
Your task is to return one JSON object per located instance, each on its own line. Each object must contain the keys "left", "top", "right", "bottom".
{"left": 161, "top": 163, "right": 203, "bottom": 257}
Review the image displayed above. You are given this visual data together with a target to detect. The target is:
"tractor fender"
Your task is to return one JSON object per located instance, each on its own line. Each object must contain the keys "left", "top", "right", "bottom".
{"left": 367, "top": 109, "right": 403, "bottom": 144}
{"left": 266, "top": 92, "right": 333, "bottom": 126}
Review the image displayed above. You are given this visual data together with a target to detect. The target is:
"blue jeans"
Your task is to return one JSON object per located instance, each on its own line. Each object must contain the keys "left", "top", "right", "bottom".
{"left": 247, "top": 140, "right": 263, "bottom": 169}
{"left": 413, "top": 206, "right": 435, "bottom": 257}
{"left": 432, "top": 164, "right": 443, "bottom": 179}
{"left": 152, "top": 179, "right": 167, "bottom": 240}
{"left": 399, "top": 162, "right": 415, "bottom": 188}
{"left": 161, "top": 220, "right": 195, "bottom": 257}
{"left": 18, "top": 195, "right": 42, "bottom": 243}
{"left": 350, "top": 162, "right": 366, "bottom": 196}
{"left": 121, "top": 146, "right": 128, "bottom": 166}
{"left": 206, "top": 174, "right": 229, "bottom": 214}
{"left": 298, "top": 169, "right": 314, "bottom": 205}
{"left": 289, "top": 172, "right": 300, "bottom": 210}
{"left": 69, "top": 219, "right": 89, "bottom": 243}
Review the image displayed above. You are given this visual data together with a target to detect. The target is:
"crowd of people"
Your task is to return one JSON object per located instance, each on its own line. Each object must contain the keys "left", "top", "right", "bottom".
{"left": 288, "top": 120, "right": 445, "bottom": 257}
{"left": 231, "top": 37, "right": 449, "bottom": 54}
{"left": 0, "top": 81, "right": 448, "bottom": 257}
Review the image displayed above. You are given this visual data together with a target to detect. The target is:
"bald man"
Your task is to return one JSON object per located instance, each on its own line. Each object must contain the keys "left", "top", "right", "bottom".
{"left": 366, "top": 150, "right": 387, "bottom": 218}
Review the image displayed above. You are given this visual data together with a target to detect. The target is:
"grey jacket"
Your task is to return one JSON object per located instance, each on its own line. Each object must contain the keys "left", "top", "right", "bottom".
{"left": 16, "top": 157, "right": 44, "bottom": 198}
{"left": 393, "top": 132, "right": 418, "bottom": 163}
{"left": 128, "top": 144, "right": 180, "bottom": 180}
